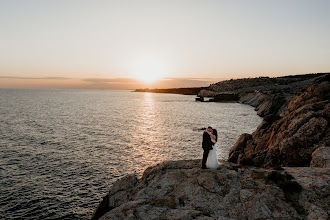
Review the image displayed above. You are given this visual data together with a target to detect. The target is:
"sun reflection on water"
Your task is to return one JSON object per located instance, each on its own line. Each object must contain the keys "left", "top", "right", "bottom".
{"left": 141, "top": 92, "right": 155, "bottom": 129}
{"left": 129, "top": 92, "right": 164, "bottom": 171}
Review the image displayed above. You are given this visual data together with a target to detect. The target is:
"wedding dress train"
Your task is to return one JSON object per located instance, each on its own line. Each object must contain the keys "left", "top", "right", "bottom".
{"left": 206, "top": 142, "right": 219, "bottom": 169}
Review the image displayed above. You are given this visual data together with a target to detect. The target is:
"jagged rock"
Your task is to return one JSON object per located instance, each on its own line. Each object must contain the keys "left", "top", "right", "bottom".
{"left": 239, "top": 92, "right": 290, "bottom": 117}
{"left": 310, "top": 147, "right": 330, "bottom": 168}
{"left": 198, "top": 89, "right": 219, "bottom": 97}
{"left": 229, "top": 75, "right": 330, "bottom": 167}
{"left": 91, "top": 160, "right": 329, "bottom": 220}
{"left": 228, "top": 133, "right": 252, "bottom": 163}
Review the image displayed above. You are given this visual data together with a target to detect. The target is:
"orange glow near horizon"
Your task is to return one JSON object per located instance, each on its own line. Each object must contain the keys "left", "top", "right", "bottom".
{"left": 130, "top": 59, "right": 169, "bottom": 84}
{"left": 0, "top": 1, "right": 329, "bottom": 82}
{"left": 133, "top": 72, "right": 165, "bottom": 84}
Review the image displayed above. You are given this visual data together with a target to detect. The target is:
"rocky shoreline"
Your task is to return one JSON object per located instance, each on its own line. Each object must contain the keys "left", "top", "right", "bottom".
{"left": 92, "top": 73, "right": 329, "bottom": 219}
{"left": 198, "top": 73, "right": 328, "bottom": 116}
{"left": 228, "top": 75, "right": 330, "bottom": 168}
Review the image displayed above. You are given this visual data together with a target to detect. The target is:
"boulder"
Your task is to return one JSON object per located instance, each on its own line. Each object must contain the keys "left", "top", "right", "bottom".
{"left": 310, "top": 147, "right": 330, "bottom": 168}
{"left": 197, "top": 89, "right": 218, "bottom": 97}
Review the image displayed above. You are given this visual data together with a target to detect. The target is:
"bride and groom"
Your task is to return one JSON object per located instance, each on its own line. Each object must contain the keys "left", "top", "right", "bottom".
{"left": 202, "top": 126, "right": 219, "bottom": 169}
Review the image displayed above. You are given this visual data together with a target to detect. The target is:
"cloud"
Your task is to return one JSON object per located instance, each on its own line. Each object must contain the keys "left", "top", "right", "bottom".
{"left": 82, "top": 78, "right": 139, "bottom": 83}
{"left": 0, "top": 76, "right": 71, "bottom": 80}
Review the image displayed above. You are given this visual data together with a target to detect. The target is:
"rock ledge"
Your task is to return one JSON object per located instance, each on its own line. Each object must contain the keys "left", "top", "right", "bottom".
{"left": 91, "top": 160, "right": 329, "bottom": 220}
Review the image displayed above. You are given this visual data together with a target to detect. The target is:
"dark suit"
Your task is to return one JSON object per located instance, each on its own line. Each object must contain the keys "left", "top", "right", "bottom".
{"left": 202, "top": 131, "right": 213, "bottom": 169}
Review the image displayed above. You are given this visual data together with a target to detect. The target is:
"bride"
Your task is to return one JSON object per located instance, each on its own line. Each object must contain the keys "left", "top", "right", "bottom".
{"left": 206, "top": 128, "right": 219, "bottom": 169}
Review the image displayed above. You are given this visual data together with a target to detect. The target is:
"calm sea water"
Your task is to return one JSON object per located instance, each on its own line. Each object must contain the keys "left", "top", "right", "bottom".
{"left": 0, "top": 89, "right": 262, "bottom": 219}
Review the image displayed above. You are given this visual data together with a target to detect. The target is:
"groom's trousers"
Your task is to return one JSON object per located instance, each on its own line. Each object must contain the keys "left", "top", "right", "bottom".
{"left": 202, "top": 149, "right": 210, "bottom": 168}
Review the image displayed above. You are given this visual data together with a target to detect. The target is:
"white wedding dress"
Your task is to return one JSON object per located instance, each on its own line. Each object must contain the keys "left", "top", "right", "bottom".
{"left": 206, "top": 138, "right": 219, "bottom": 169}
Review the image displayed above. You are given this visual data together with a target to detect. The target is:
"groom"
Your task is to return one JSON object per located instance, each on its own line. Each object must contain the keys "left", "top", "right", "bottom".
{"left": 202, "top": 126, "right": 214, "bottom": 169}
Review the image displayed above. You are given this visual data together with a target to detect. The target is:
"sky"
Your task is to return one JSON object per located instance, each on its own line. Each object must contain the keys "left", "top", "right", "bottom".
{"left": 0, "top": 0, "right": 329, "bottom": 89}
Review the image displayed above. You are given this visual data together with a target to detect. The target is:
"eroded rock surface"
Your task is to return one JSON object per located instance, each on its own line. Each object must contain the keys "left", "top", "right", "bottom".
{"left": 311, "top": 147, "right": 330, "bottom": 168}
{"left": 91, "top": 160, "right": 329, "bottom": 220}
{"left": 229, "top": 75, "right": 330, "bottom": 167}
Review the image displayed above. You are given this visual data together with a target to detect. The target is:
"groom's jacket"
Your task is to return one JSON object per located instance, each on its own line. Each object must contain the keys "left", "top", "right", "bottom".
{"left": 202, "top": 132, "right": 213, "bottom": 150}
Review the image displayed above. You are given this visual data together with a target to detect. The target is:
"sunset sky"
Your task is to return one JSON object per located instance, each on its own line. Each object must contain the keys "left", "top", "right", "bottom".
{"left": 0, "top": 0, "right": 329, "bottom": 89}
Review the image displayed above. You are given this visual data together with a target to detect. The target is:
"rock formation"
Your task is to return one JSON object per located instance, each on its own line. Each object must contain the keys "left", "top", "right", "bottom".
{"left": 229, "top": 75, "right": 330, "bottom": 167}
{"left": 91, "top": 160, "right": 329, "bottom": 220}
{"left": 310, "top": 147, "right": 330, "bottom": 168}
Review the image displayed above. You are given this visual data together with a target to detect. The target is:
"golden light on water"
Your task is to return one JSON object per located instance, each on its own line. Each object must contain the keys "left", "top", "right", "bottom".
{"left": 141, "top": 92, "right": 155, "bottom": 129}
{"left": 130, "top": 92, "right": 159, "bottom": 164}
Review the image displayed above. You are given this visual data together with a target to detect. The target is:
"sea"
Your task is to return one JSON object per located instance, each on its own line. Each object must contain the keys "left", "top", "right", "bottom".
{"left": 0, "top": 89, "right": 262, "bottom": 219}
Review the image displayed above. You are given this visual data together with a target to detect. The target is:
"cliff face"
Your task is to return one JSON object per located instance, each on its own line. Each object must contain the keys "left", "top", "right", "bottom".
{"left": 228, "top": 76, "right": 330, "bottom": 167}
{"left": 92, "top": 160, "right": 329, "bottom": 220}
{"left": 239, "top": 92, "right": 290, "bottom": 117}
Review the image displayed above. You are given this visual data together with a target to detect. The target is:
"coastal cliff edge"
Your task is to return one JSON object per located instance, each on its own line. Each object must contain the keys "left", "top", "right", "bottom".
{"left": 92, "top": 74, "right": 330, "bottom": 220}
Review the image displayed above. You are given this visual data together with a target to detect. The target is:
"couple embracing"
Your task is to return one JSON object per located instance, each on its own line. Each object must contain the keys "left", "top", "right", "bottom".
{"left": 202, "top": 126, "right": 219, "bottom": 169}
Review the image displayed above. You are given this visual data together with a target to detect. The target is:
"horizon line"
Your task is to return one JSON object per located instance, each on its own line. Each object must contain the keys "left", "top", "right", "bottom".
{"left": 1, "top": 72, "right": 328, "bottom": 90}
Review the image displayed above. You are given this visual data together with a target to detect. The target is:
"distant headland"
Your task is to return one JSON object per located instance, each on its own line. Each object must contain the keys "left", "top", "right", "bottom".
{"left": 134, "top": 87, "right": 207, "bottom": 95}
{"left": 134, "top": 73, "right": 328, "bottom": 97}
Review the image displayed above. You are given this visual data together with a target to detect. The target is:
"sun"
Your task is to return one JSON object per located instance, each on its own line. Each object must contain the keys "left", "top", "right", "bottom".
{"left": 130, "top": 59, "right": 168, "bottom": 84}
{"left": 134, "top": 72, "right": 164, "bottom": 84}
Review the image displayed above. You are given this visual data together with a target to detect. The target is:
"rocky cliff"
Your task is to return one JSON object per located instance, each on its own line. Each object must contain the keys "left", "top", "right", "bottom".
{"left": 91, "top": 160, "right": 329, "bottom": 220}
{"left": 198, "top": 73, "right": 328, "bottom": 117}
{"left": 228, "top": 75, "right": 330, "bottom": 167}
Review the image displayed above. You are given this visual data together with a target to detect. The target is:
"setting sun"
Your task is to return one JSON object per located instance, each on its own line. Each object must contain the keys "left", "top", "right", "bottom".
{"left": 131, "top": 69, "right": 166, "bottom": 84}
{"left": 134, "top": 73, "right": 164, "bottom": 84}
{"left": 130, "top": 59, "right": 168, "bottom": 84}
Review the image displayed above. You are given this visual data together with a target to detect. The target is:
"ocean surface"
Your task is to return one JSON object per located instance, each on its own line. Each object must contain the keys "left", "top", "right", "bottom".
{"left": 0, "top": 89, "right": 262, "bottom": 219}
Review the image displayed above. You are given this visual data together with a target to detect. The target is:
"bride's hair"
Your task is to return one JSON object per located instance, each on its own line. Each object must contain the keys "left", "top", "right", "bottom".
{"left": 213, "top": 129, "right": 218, "bottom": 142}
